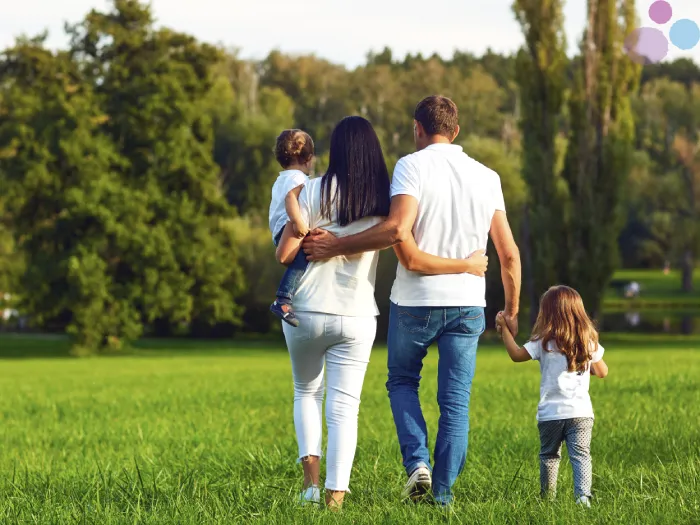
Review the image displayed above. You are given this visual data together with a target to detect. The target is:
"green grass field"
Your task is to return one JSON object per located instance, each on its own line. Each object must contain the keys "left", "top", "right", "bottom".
{"left": 0, "top": 334, "right": 698, "bottom": 524}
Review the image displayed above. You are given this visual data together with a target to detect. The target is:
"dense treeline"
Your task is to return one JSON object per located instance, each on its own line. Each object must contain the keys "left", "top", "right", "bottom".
{"left": 0, "top": 0, "right": 698, "bottom": 350}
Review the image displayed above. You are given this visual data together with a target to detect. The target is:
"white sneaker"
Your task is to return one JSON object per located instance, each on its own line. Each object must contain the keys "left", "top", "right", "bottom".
{"left": 576, "top": 496, "right": 591, "bottom": 507}
{"left": 299, "top": 485, "right": 320, "bottom": 506}
{"left": 401, "top": 466, "right": 432, "bottom": 501}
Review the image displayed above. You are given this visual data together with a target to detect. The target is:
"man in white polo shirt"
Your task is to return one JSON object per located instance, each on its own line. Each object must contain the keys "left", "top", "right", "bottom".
{"left": 302, "top": 96, "right": 521, "bottom": 506}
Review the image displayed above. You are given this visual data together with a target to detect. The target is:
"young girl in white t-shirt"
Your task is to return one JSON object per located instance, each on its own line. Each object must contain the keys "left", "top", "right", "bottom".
{"left": 268, "top": 130, "right": 315, "bottom": 327}
{"left": 496, "top": 285, "right": 609, "bottom": 507}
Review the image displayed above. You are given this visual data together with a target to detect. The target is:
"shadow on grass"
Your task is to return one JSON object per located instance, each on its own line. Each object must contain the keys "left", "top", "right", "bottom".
{"left": 0, "top": 333, "right": 289, "bottom": 360}
{"left": 0, "top": 333, "right": 74, "bottom": 359}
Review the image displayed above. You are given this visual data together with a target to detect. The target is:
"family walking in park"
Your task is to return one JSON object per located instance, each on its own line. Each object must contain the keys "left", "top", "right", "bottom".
{"left": 268, "top": 96, "right": 609, "bottom": 510}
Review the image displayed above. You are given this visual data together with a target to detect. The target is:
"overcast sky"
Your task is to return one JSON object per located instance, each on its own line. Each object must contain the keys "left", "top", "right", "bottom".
{"left": 2, "top": 0, "right": 700, "bottom": 66}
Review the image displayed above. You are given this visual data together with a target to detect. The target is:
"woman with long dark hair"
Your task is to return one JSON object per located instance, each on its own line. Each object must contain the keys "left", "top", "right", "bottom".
{"left": 275, "top": 116, "right": 389, "bottom": 510}
{"left": 276, "top": 116, "right": 486, "bottom": 510}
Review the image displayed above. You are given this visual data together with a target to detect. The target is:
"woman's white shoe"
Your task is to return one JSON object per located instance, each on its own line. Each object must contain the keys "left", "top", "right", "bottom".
{"left": 299, "top": 486, "right": 321, "bottom": 506}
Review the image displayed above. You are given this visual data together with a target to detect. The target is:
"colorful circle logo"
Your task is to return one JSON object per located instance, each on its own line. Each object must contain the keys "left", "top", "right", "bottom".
{"left": 625, "top": 1, "right": 699, "bottom": 64}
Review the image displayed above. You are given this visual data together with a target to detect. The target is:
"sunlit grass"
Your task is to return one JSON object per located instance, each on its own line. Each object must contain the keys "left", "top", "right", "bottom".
{"left": 0, "top": 335, "right": 698, "bottom": 523}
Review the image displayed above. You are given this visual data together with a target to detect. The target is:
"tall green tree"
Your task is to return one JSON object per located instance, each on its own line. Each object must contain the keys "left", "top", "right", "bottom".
{"left": 0, "top": 205, "right": 23, "bottom": 304}
{"left": 626, "top": 78, "right": 700, "bottom": 286}
{"left": 0, "top": 39, "right": 134, "bottom": 348}
{"left": 65, "top": 0, "right": 244, "bottom": 340}
{"left": 562, "top": 0, "right": 641, "bottom": 315}
{"left": 513, "top": 0, "right": 568, "bottom": 320}
{"left": 0, "top": 1, "right": 244, "bottom": 350}
{"left": 0, "top": 149, "right": 23, "bottom": 299}
{"left": 671, "top": 130, "right": 700, "bottom": 291}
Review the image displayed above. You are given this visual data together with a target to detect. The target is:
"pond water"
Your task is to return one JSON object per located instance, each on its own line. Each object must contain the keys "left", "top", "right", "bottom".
{"left": 599, "top": 311, "right": 700, "bottom": 335}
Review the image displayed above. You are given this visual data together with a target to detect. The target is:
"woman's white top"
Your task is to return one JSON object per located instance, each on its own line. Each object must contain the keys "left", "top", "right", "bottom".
{"left": 293, "top": 177, "right": 382, "bottom": 317}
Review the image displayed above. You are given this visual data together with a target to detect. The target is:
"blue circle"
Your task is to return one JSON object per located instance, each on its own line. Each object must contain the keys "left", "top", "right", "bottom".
{"left": 669, "top": 19, "right": 700, "bottom": 50}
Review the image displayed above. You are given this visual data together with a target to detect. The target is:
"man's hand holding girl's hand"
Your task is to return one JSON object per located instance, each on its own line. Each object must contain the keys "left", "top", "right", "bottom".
{"left": 496, "top": 311, "right": 518, "bottom": 338}
{"left": 496, "top": 311, "right": 507, "bottom": 336}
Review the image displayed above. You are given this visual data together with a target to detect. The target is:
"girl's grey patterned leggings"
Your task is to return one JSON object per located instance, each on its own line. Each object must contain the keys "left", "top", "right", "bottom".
{"left": 538, "top": 417, "right": 594, "bottom": 498}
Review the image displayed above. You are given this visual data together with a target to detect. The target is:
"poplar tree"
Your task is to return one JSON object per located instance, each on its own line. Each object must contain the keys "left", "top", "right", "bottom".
{"left": 513, "top": 0, "right": 568, "bottom": 319}
{"left": 562, "top": 0, "right": 641, "bottom": 315}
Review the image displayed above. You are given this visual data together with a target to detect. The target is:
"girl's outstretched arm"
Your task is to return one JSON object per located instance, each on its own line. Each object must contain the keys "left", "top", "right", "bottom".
{"left": 590, "top": 359, "right": 608, "bottom": 378}
{"left": 496, "top": 312, "right": 531, "bottom": 362}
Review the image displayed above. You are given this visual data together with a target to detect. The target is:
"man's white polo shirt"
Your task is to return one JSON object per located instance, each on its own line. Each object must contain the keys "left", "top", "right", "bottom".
{"left": 390, "top": 143, "right": 506, "bottom": 307}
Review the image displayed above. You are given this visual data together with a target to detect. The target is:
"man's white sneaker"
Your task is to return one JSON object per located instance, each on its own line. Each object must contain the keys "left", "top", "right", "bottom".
{"left": 401, "top": 466, "right": 432, "bottom": 501}
{"left": 299, "top": 485, "right": 320, "bottom": 506}
{"left": 576, "top": 496, "right": 591, "bottom": 507}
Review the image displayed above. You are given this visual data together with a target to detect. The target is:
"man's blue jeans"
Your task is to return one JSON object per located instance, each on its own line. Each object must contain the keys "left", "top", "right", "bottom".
{"left": 386, "top": 302, "right": 485, "bottom": 505}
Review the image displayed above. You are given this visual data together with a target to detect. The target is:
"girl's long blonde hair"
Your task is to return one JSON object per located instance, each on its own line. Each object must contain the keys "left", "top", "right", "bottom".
{"left": 531, "top": 285, "right": 599, "bottom": 374}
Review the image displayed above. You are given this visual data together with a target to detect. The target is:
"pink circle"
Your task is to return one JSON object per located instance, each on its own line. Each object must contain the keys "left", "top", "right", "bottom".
{"left": 624, "top": 27, "right": 669, "bottom": 64}
{"left": 649, "top": 1, "right": 673, "bottom": 25}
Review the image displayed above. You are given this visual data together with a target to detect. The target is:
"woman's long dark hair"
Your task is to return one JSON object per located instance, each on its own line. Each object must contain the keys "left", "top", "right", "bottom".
{"left": 320, "top": 116, "right": 390, "bottom": 226}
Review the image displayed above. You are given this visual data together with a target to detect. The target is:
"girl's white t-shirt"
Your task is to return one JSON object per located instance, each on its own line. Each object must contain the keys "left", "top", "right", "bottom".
{"left": 524, "top": 339, "right": 605, "bottom": 422}
{"left": 268, "top": 169, "right": 309, "bottom": 240}
{"left": 292, "top": 177, "right": 382, "bottom": 317}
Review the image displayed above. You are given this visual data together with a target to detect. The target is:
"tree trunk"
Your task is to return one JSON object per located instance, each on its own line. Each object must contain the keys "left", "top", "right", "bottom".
{"left": 682, "top": 249, "right": 694, "bottom": 292}
{"left": 681, "top": 315, "right": 693, "bottom": 336}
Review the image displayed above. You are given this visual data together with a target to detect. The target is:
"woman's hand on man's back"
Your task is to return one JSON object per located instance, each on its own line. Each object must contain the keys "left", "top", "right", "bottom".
{"left": 464, "top": 250, "right": 488, "bottom": 277}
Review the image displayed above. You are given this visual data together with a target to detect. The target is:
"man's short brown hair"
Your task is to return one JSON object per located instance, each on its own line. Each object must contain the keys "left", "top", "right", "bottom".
{"left": 414, "top": 96, "right": 459, "bottom": 138}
